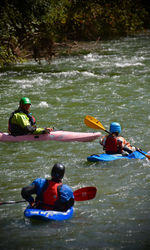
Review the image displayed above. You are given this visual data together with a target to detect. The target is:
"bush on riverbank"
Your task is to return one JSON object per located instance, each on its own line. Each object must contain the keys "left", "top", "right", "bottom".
{"left": 0, "top": 0, "right": 150, "bottom": 66}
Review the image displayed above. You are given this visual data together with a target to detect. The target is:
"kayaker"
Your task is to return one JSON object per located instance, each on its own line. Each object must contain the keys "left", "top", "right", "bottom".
{"left": 21, "top": 163, "right": 74, "bottom": 212}
{"left": 8, "top": 97, "right": 53, "bottom": 136}
{"left": 100, "top": 122, "right": 136, "bottom": 155}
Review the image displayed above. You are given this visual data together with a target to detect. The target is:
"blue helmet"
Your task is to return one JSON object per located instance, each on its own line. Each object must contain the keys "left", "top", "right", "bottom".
{"left": 110, "top": 122, "right": 121, "bottom": 134}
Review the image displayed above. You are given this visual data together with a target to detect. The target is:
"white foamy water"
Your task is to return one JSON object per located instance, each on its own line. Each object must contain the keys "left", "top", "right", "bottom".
{"left": 38, "top": 101, "right": 49, "bottom": 108}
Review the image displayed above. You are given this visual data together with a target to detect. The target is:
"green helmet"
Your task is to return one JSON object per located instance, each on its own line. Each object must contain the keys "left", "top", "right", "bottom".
{"left": 20, "top": 97, "right": 31, "bottom": 105}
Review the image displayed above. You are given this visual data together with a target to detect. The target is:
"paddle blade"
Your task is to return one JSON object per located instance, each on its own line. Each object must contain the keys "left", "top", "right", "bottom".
{"left": 84, "top": 115, "right": 106, "bottom": 132}
{"left": 74, "top": 186, "right": 97, "bottom": 201}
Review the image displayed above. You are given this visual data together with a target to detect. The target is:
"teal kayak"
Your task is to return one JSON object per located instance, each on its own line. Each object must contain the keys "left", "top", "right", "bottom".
{"left": 87, "top": 150, "right": 146, "bottom": 162}
{"left": 24, "top": 205, "right": 74, "bottom": 221}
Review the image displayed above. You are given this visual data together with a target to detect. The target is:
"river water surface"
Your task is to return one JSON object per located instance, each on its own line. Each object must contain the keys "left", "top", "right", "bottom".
{"left": 0, "top": 34, "right": 150, "bottom": 250}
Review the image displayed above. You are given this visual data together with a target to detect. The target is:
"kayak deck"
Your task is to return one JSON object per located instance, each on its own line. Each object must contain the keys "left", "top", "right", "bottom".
{"left": 87, "top": 150, "right": 146, "bottom": 162}
{"left": 0, "top": 131, "right": 101, "bottom": 142}
{"left": 24, "top": 206, "right": 74, "bottom": 221}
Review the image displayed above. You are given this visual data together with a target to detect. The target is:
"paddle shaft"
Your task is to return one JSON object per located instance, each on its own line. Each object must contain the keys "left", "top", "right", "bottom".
{"left": 136, "top": 149, "right": 150, "bottom": 160}
{"left": 0, "top": 200, "right": 25, "bottom": 205}
{"left": 99, "top": 126, "right": 110, "bottom": 134}
{"left": 103, "top": 129, "right": 110, "bottom": 134}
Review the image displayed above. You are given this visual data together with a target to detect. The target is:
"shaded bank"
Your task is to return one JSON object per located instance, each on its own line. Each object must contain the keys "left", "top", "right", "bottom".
{"left": 0, "top": 0, "right": 150, "bottom": 66}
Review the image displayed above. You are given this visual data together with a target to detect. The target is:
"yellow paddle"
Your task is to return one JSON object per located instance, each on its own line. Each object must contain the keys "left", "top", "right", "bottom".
{"left": 84, "top": 115, "right": 150, "bottom": 160}
{"left": 84, "top": 115, "right": 110, "bottom": 134}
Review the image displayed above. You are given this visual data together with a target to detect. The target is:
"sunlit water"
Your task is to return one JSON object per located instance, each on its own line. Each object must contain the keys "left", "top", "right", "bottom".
{"left": 0, "top": 34, "right": 150, "bottom": 250}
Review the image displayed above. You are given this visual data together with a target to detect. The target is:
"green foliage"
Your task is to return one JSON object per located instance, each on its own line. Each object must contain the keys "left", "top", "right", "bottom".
{"left": 0, "top": 0, "right": 149, "bottom": 66}
{"left": 64, "top": 0, "right": 149, "bottom": 39}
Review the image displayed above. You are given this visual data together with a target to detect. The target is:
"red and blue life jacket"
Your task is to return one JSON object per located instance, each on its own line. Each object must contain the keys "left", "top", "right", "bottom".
{"left": 40, "top": 180, "right": 62, "bottom": 210}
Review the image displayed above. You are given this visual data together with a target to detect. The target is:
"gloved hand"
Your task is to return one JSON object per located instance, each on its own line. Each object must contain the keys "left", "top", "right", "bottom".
{"left": 29, "top": 202, "right": 36, "bottom": 208}
{"left": 122, "top": 151, "right": 129, "bottom": 156}
{"left": 136, "top": 147, "right": 142, "bottom": 152}
{"left": 131, "top": 146, "right": 136, "bottom": 152}
{"left": 44, "top": 128, "right": 53, "bottom": 134}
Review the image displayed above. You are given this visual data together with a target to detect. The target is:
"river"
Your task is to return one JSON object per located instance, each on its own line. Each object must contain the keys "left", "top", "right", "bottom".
{"left": 0, "top": 34, "right": 150, "bottom": 250}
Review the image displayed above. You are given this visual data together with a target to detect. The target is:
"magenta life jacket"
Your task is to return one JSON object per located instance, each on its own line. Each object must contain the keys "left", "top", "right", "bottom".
{"left": 105, "top": 135, "right": 122, "bottom": 154}
{"left": 41, "top": 180, "right": 62, "bottom": 210}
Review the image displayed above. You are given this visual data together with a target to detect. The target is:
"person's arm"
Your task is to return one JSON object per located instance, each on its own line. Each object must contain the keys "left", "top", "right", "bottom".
{"left": 118, "top": 137, "right": 136, "bottom": 153}
{"left": 99, "top": 136, "right": 107, "bottom": 152}
{"left": 13, "top": 113, "right": 53, "bottom": 134}
{"left": 123, "top": 145, "right": 133, "bottom": 154}
{"left": 99, "top": 136, "right": 104, "bottom": 145}
{"left": 21, "top": 178, "right": 47, "bottom": 207}
{"left": 21, "top": 184, "right": 37, "bottom": 203}
{"left": 54, "top": 184, "right": 74, "bottom": 212}
{"left": 33, "top": 127, "right": 53, "bottom": 135}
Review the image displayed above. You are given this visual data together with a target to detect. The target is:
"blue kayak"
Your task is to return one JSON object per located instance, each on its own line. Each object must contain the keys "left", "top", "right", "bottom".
{"left": 24, "top": 206, "right": 73, "bottom": 221}
{"left": 87, "top": 150, "right": 146, "bottom": 162}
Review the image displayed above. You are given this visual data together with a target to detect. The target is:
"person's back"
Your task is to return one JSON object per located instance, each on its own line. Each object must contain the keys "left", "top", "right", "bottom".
{"left": 100, "top": 122, "right": 135, "bottom": 154}
{"left": 105, "top": 134, "right": 122, "bottom": 154}
{"left": 21, "top": 163, "right": 74, "bottom": 212}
